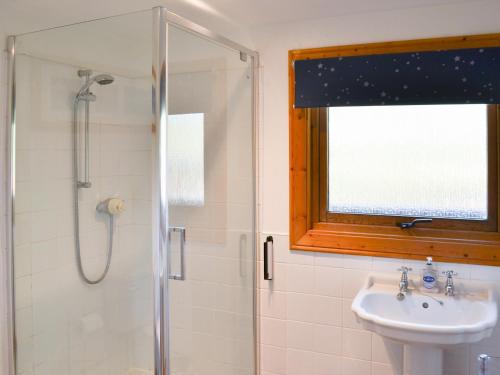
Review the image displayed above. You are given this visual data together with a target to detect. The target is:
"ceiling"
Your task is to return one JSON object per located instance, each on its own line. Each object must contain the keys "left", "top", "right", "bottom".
{"left": 0, "top": 0, "right": 482, "bottom": 46}
{"left": 188, "top": 0, "right": 480, "bottom": 28}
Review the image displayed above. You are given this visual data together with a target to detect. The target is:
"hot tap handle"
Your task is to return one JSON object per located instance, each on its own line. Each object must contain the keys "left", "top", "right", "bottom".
{"left": 397, "top": 266, "right": 412, "bottom": 273}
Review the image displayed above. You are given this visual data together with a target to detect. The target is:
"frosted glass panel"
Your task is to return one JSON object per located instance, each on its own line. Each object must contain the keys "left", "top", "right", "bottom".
{"left": 168, "top": 113, "right": 204, "bottom": 206}
{"left": 328, "top": 104, "right": 488, "bottom": 219}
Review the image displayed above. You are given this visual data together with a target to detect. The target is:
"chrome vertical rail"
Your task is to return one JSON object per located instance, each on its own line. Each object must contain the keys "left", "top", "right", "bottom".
{"left": 83, "top": 88, "right": 90, "bottom": 185}
{"left": 6, "top": 35, "right": 17, "bottom": 375}
{"left": 152, "top": 7, "right": 170, "bottom": 375}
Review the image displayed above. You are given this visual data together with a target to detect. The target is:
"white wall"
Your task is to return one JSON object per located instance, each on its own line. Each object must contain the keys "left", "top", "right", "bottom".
{"left": 253, "top": 0, "right": 500, "bottom": 234}
{"left": 251, "top": 1, "right": 500, "bottom": 374}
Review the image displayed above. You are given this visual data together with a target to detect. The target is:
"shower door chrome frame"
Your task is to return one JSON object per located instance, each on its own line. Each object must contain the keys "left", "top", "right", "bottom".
{"left": 6, "top": 34, "right": 17, "bottom": 375}
{"left": 5, "top": 6, "right": 259, "bottom": 375}
{"left": 152, "top": 6, "right": 170, "bottom": 375}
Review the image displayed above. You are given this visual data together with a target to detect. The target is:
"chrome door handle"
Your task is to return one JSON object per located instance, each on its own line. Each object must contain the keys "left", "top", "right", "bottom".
{"left": 168, "top": 227, "right": 186, "bottom": 280}
{"left": 264, "top": 236, "right": 273, "bottom": 280}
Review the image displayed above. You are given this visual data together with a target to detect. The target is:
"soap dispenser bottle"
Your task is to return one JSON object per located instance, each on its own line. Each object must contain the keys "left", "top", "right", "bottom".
{"left": 421, "top": 256, "right": 438, "bottom": 292}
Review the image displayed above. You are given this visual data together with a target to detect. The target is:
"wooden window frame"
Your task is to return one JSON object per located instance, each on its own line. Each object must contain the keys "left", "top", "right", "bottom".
{"left": 289, "top": 33, "right": 500, "bottom": 266}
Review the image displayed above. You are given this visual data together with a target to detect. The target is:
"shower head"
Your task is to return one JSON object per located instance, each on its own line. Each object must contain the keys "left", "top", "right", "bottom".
{"left": 95, "top": 74, "right": 114, "bottom": 85}
{"left": 77, "top": 73, "right": 115, "bottom": 98}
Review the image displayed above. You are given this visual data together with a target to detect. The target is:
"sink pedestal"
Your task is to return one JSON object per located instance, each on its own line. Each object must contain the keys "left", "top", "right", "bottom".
{"left": 404, "top": 345, "right": 443, "bottom": 375}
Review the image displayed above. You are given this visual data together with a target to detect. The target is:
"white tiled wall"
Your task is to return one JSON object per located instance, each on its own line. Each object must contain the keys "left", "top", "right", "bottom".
{"left": 257, "top": 234, "right": 500, "bottom": 375}
{"left": 12, "top": 54, "right": 154, "bottom": 375}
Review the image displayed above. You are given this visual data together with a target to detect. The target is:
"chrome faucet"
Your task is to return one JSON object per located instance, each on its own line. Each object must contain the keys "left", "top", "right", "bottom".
{"left": 397, "top": 266, "right": 412, "bottom": 295}
{"left": 443, "top": 270, "right": 457, "bottom": 296}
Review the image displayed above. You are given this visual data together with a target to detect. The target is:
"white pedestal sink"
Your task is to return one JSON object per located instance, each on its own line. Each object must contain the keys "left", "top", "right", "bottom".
{"left": 352, "top": 274, "right": 497, "bottom": 375}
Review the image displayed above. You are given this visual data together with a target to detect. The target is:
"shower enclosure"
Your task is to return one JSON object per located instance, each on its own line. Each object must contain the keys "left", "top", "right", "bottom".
{"left": 6, "top": 7, "right": 257, "bottom": 375}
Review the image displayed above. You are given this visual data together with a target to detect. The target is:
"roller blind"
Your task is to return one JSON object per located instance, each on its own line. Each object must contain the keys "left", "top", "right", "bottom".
{"left": 294, "top": 47, "right": 500, "bottom": 108}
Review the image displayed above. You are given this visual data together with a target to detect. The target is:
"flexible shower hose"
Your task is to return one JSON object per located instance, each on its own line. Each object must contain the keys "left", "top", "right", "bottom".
{"left": 73, "top": 97, "right": 115, "bottom": 284}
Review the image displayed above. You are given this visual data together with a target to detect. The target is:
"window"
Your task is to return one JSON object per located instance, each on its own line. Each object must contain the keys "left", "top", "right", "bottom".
{"left": 289, "top": 34, "right": 500, "bottom": 265}
{"left": 168, "top": 113, "right": 204, "bottom": 206}
{"left": 321, "top": 104, "right": 497, "bottom": 231}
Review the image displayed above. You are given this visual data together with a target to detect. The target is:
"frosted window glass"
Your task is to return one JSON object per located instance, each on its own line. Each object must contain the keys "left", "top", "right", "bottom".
{"left": 168, "top": 113, "right": 204, "bottom": 206}
{"left": 328, "top": 105, "right": 488, "bottom": 220}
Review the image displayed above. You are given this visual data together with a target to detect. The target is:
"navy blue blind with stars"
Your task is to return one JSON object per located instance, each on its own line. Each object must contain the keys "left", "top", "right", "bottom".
{"left": 294, "top": 47, "right": 500, "bottom": 108}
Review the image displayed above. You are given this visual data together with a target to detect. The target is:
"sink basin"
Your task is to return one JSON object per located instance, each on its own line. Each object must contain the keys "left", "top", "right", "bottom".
{"left": 352, "top": 273, "right": 497, "bottom": 375}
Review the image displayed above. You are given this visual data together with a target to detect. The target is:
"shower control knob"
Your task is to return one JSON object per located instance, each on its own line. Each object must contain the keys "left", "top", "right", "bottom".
{"left": 108, "top": 198, "right": 125, "bottom": 214}
{"left": 96, "top": 198, "right": 125, "bottom": 215}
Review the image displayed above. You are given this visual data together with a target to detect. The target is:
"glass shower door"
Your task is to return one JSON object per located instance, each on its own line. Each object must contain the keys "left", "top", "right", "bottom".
{"left": 166, "top": 25, "right": 255, "bottom": 375}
